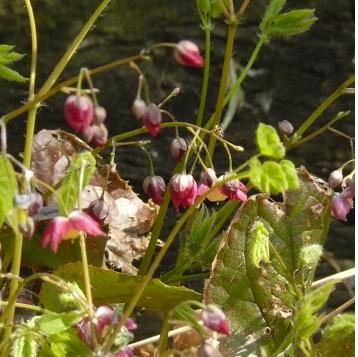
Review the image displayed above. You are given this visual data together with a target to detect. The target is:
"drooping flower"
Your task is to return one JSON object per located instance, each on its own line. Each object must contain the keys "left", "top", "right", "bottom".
{"left": 93, "top": 105, "right": 107, "bottom": 125}
{"left": 329, "top": 169, "right": 343, "bottom": 189}
{"left": 142, "top": 103, "right": 162, "bottom": 137}
{"left": 169, "top": 173, "right": 197, "bottom": 212}
{"left": 197, "top": 168, "right": 226, "bottom": 202}
{"left": 41, "top": 211, "right": 106, "bottom": 252}
{"left": 220, "top": 174, "right": 248, "bottom": 202}
{"left": 331, "top": 194, "right": 351, "bottom": 222}
{"left": 143, "top": 175, "right": 166, "bottom": 205}
{"left": 114, "top": 347, "right": 134, "bottom": 357}
{"left": 132, "top": 98, "right": 147, "bottom": 120}
{"left": 341, "top": 176, "right": 355, "bottom": 199}
{"left": 64, "top": 95, "right": 93, "bottom": 132}
{"left": 91, "top": 124, "right": 108, "bottom": 146}
{"left": 173, "top": 40, "right": 204, "bottom": 68}
{"left": 170, "top": 137, "right": 187, "bottom": 161}
{"left": 88, "top": 198, "right": 109, "bottom": 223}
{"left": 201, "top": 304, "right": 231, "bottom": 336}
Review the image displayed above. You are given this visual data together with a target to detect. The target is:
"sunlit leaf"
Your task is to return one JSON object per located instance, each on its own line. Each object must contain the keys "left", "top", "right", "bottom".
{"left": 256, "top": 123, "right": 285, "bottom": 159}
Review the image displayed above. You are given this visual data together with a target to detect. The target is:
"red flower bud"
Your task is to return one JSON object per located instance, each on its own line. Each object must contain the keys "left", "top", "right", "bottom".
{"left": 93, "top": 105, "right": 107, "bottom": 125}
{"left": 82, "top": 125, "right": 94, "bottom": 143}
{"left": 278, "top": 120, "right": 294, "bottom": 136}
{"left": 91, "top": 124, "right": 108, "bottom": 146}
{"left": 170, "top": 137, "right": 187, "bottom": 161}
{"left": 200, "top": 168, "right": 217, "bottom": 188}
{"left": 220, "top": 174, "right": 248, "bottom": 202}
{"left": 143, "top": 103, "right": 162, "bottom": 137}
{"left": 341, "top": 177, "right": 355, "bottom": 199}
{"left": 169, "top": 173, "right": 197, "bottom": 212}
{"left": 132, "top": 98, "right": 147, "bottom": 120}
{"left": 88, "top": 198, "right": 109, "bottom": 223}
{"left": 174, "top": 40, "right": 204, "bottom": 68}
{"left": 143, "top": 175, "right": 166, "bottom": 205}
{"left": 114, "top": 347, "right": 134, "bottom": 357}
{"left": 331, "top": 194, "right": 351, "bottom": 222}
{"left": 64, "top": 95, "right": 93, "bottom": 132}
{"left": 201, "top": 304, "right": 231, "bottom": 336}
{"left": 329, "top": 169, "right": 343, "bottom": 188}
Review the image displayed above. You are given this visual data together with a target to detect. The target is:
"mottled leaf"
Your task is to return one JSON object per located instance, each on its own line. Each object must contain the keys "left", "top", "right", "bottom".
{"left": 40, "top": 263, "right": 201, "bottom": 312}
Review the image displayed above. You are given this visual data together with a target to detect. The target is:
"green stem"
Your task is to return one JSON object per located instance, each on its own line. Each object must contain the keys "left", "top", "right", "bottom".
{"left": 204, "top": 35, "right": 266, "bottom": 131}
{"left": 294, "top": 74, "right": 355, "bottom": 139}
{"left": 206, "top": 23, "right": 238, "bottom": 162}
{"left": 166, "top": 272, "right": 209, "bottom": 284}
{"left": 23, "top": 105, "right": 39, "bottom": 168}
{"left": 196, "top": 24, "right": 211, "bottom": 126}
{"left": 101, "top": 172, "right": 247, "bottom": 354}
{"left": 156, "top": 312, "right": 170, "bottom": 356}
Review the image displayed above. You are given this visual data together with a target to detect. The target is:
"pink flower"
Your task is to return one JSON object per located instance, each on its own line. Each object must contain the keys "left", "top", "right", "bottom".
{"left": 169, "top": 174, "right": 197, "bottom": 212}
{"left": 114, "top": 347, "right": 134, "bottom": 357}
{"left": 329, "top": 169, "right": 343, "bottom": 189}
{"left": 201, "top": 304, "right": 231, "bottom": 336}
{"left": 93, "top": 105, "right": 107, "bottom": 125}
{"left": 331, "top": 194, "right": 351, "bottom": 222}
{"left": 143, "top": 175, "right": 166, "bottom": 205}
{"left": 64, "top": 95, "right": 93, "bottom": 132}
{"left": 220, "top": 174, "right": 248, "bottom": 202}
{"left": 132, "top": 98, "right": 147, "bottom": 120}
{"left": 41, "top": 211, "right": 106, "bottom": 252}
{"left": 173, "top": 40, "right": 204, "bottom": 68}
{"left": 171, "top": 137, "right": 187, "bottom": 161}
{"left": 142, "top": 103, "right": 162, "bottom": 137}
{"left": 197, "top": 168, "right": 226, "bottom": 202}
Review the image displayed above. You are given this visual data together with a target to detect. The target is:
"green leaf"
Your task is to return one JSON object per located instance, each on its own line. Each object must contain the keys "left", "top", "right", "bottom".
{"left": 256, "top": 123, "right": 285, "bottom": 159}
{"left": 36, "top": 311, "right": 84, "bottom": 335}
{"left": 58, "top": 151, "right": 96, "bottom": 215}
{"left": 40, "top": 262, "right": 201, "bottom": 312}
{"left": 204, "top": 167, "right": 332, "bottom": 354}
{"left": 12, "top": 335, "right": 37, "bottom": 357}
{"left": 0, "top": 51, "right": 25, "bottom": 65}
{"left": 316, "top": 314, "right": 354, "bottom": 356}
{"left": 197, "top": 0, "right": 230, "bottom": 18}
{"left": 249, "top": 158, "right": 298, "bottom": 195}
{"left": 0, "top": 64, "right": 28, "bottom": 82}
{"left": 260, "top": 0, "right": 286, "bottom": 34}
{"left": 0, "top": 155, "right": 18, "bottom": 229}
{"left": 267, "top": 9, "right": 317, "bottom": 37}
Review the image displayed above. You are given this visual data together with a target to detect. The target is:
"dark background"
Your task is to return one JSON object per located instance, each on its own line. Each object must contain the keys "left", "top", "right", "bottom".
{"left": 0, "top": 0, "right": 354, "bottom": 309}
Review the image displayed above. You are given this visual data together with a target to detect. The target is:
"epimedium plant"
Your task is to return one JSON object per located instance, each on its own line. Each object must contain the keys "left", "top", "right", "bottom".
{"left": 0, "top": 0, "right": 355, "bottom": 356}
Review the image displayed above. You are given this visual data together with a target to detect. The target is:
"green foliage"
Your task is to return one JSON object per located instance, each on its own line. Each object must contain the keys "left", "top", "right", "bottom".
{"left": 197, "top": 0, "right": 230, "bottom": 18}
{"left": 316, "top": 314, "right": 355, "bottom": 356}
{"left": 58, "top": 151, "right": 96, "bottom": 215}
{"left": 256, "top": 123, "right": 285, "bottom": 159}
{"left": 40, "top": 262, "right": 201, "bottom": 312}
{"left": 260, "top": 0, "right": 317, "bottom": 38}
{"left": 299, "top": 244, "right": 323, "bottom": 269}
{"left": 204, "top": 167, "right": 332, "bottom": 355}
{"left": 0, "top": 44, "right": 27, "bottom": 82}
{"left": 249, "top": 158, "right": 299, "bottom": 195}
{"left": 12, "top": 335, "right": 38, "bottom": 357}
{"left": 247, "top": 220, "right": 270, "bottom": 268}
{"left": 0, "top": 155, "right": 18, "bottom": 230}
{"left": 36, "top": 311, "right": 84, "bottom": 335}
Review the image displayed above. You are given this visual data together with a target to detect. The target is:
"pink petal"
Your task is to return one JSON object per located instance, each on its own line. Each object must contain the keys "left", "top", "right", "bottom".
{"left": 70, "top": 211, "right": 106, "bottom": 237}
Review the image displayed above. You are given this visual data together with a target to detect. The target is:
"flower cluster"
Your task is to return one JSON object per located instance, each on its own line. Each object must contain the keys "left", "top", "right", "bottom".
{"left": 330, "top": 172, "right": 355, "bottom": 222}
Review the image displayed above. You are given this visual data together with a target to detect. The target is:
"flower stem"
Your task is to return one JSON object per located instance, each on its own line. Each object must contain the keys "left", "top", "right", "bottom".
{"left": 206, "top": 23, "right": 238, "bottom": 162}
{"left": 156, "top": 312, "right": 170, "bottom": 356}
{"left": 196, "top": 24, "right": 211, "bottom": 126}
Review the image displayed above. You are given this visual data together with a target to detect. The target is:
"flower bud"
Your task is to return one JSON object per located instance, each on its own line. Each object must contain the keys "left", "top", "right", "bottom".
{"left": 329, "top": 169, "right": 343, "bottom": 188}
{"left": 19, "top": 216, "right": 35, "bottom": 240}
{"left": 82, "top": 125, "right": 94, "bottom": 143}
{"left": 88, "top": 198, "right": 109, "bottom": 223}
{"left": 64, "top": 95, "right": 93, "bottom": 132}
{"left": 15, "top": 192, "right": 43, "bottom": 216}
{"left": 197, "top": 343, "right": 223, "bottom": 357}
{"left": 91, "top": 124, "right": 108, "bottom": 146}
{"left": 331, "top": 194, "right": 351, "bottom": 222}
{"left": 143, "top": 175, "right": 166, "bottom": 205}
{"left": 200, "top": 168, "right": 217, "bottom": 188}
{"left": 220, "top": 174, "right": 248, "bottom": 202}
{"left": 169, "top": 173, "right": 197, "bottom": 212}
{"left": 132, "top": 98, "right": 147, "bottom": 120}
{"left": 114, "top": 347, "right": 134, "bottom": 357}
{"left": 93, "top": 105, "right": 107, "bottom": 125}
{"left": 170, "top": 137, "right": 187, "bottom": 161}
{"left": 278, "top": 120, "right": 294, "bottom": 136}
{"left": 201, "top": 304, "right": 231, "bottom": 336}
{"left": 341, "top": 177, "right": 355, "bottom": 199}
{"left": 173, "top": 40, "right": 204, "bottom": 68}
{"left": 142, "top": 103, "right": 162, "bottom": 137}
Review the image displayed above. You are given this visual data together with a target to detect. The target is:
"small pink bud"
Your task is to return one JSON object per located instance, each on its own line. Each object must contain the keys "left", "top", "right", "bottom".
{"left": 142, "top": 103, "right": 162, "bottom": 137}
{"left": 88, "top": 199, "right": 109, "bottom": 223}
{"left": 19, "top": 216, "right": 35, "bottom": 240}
{"left": 200, "top": 168, "right": 217, "bottom": 188}
{"left": 197, "top": 343, "right": 223, "bottom": 357}
{"left": 143, "top": 175, "right": 166, "bottom": 205}
{"left": 15, "top": 192, "right": 43, "bottom": 216}
{"left": 341, "top": 177, "right": 355, "bottom": 199}
{"left": 278, "top": 120, "right": 294, "bottom": 136}
{"left": 201, "top": 304, "right": 231, "bottom": 336}
{"left": 220, "top": 174, "right": 248, "bottom": 202}
{"left": 174, "top": 40, "right": 204, "bottom": 68}
{"left": 91, "top": 124, "right": 108, "bottom": 146}
{"left": 93, "top": 105, "right": 107, "bottom": 125}
{"left": 114, "top": 347, "right": 134, "bottom": 357}
{"left": 125, "top": 318, "right": 138, "bottom": 332}
{"left": 331, "top": 194, "right": 351, "bottom": 222}
{"left": 82, "top": 125, "right": 94, "bottom": 143}
{"left": 132, "top": 98, "right": 147, "bottom": 120}
{"left": 64, "top": 95, "right": 93, "bottom": 132}
{"left": 169, "top": 173, "right": 197, "bottom": 212}
{"left": 170, "top": 137, "right": 187, "bottom": 161}
{"left": 329, "top": 169, "right": 343, "bottom": 188}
